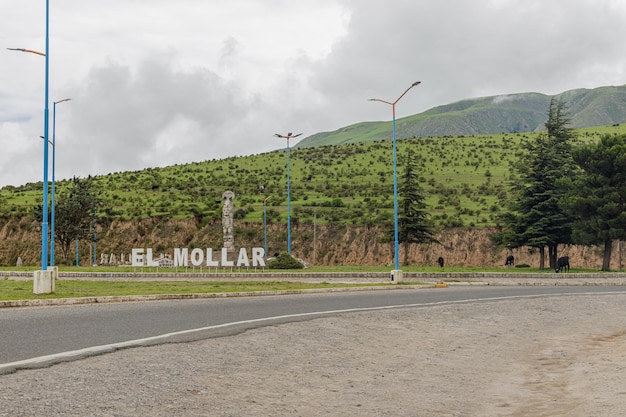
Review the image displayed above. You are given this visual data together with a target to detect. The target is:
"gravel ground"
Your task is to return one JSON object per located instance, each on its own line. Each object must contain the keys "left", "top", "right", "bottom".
{"left": 1, "top": 293, "right": 626, "bottom": 416}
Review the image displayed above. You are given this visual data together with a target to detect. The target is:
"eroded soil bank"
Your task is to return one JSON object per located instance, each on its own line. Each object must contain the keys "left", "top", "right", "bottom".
{"left": 1, "top": 217, "right": 624, "bottom": 269}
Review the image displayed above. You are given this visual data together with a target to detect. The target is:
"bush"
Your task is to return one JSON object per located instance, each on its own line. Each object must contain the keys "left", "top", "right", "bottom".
{"left": 233, "top": 208, "right": 248, "bottom": 219}
{"left": 268, "top": 253, "right": 304, "bottom": 269}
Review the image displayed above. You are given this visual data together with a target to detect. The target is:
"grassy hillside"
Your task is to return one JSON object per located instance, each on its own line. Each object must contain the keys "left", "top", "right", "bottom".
{"left": 295, "top": 85, "right": 626, "bottom": 149}
{"left": 2, "top": 124, "right": 625, "bottom": 231}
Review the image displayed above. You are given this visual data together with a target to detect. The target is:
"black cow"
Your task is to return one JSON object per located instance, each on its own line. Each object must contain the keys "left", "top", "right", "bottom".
{"left": 437, "top": 257, "right": 444, "bottom": 268}
{"left": 555, "top": 256, "right": 570, "bottom": 273}
{"left": 504, "top": 255, "right": 515, "bottom": 267}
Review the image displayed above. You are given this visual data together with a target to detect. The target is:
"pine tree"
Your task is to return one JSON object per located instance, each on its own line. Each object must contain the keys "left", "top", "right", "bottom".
{"left": 396, "top": 149, "right": 437, "bottom": 266}
{"left": 567, "top": 134, "right": 626, "bottom": 270}
{"left": 498, "top": 99, "right": 576, "bottom": 269}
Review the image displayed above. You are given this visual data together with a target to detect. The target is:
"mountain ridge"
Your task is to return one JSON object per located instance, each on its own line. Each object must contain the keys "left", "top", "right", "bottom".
{"left": 295, "top": 84, "right": 626, "bottom": 148}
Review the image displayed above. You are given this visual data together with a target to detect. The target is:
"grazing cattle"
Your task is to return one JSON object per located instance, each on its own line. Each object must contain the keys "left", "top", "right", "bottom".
{"left": 555, "top": 256, "right": 570, "bottom": 273}
{"left": 437, "top": 257, "right": 444, "bottom": 268}
{"left": 504, "top": 255, "right": 515, "bottom": 267}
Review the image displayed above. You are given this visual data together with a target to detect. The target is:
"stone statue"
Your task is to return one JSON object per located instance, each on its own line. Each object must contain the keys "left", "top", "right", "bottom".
{"left": 222, "top": 190, "right": 235, "bottom": 251}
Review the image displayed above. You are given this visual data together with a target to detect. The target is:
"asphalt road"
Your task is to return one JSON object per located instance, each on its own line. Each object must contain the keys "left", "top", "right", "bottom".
{"left": 1, "top": 285, "right": 625, "bottom": 374}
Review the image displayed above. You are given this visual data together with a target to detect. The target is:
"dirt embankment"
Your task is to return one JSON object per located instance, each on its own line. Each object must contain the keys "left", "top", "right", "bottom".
{"left": 0, "top": 216, "right": 623, "bottom": 269}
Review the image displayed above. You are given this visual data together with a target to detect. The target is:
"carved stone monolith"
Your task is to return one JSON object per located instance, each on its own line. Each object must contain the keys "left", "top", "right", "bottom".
{"left": 222, "top": 190, "right": 235, "bottom": 251}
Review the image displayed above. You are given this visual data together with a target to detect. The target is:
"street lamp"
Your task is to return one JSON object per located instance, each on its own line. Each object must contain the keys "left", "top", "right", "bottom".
{"left": 7, "top": 0, "right": 54, "bottom": 295}
{"left": 369, "top": 81, "right": 421, "bottom": 272}
{"left": 263, "top": 196, "right": 271, "bottom": 259}
{"left": 7, "top": 30, "right": 51, "bottom": 271}
{"left": 274, "top": 132, "right": 302, "bottom": 254}
{"left": 50, "top": 98, "right": 71, "bottom": 266}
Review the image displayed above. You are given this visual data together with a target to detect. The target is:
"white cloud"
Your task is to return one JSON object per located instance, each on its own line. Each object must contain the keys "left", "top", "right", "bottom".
{"left": 1, "top": 0, "right": 625, "bottom": 187}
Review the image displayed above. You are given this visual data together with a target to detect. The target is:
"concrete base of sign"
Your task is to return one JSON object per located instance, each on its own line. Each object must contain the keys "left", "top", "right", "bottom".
{"left": 33, "top": 267, "right": 57, "bottom": 294}
{"left": 390, "top": 269, "right": 403, "bottom": 284}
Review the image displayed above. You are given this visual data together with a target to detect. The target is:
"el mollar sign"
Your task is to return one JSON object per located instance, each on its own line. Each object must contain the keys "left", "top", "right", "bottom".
{"left": 132, "top": 247, "right": 266, "bottom": 268}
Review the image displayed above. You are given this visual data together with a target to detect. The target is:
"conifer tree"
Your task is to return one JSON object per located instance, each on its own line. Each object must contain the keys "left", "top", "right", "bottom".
{"left": 396, "top": 149, "right": 437, "bottom": 266}
{"left": 566, "top": 134, "right": 626, "bottom": 270}
{"left": 498, "top": 99, "right": 576, "bottom": 269}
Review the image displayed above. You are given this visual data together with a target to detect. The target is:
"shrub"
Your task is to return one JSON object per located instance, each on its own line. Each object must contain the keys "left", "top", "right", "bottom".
{"left": 268, "top": 252, "right": 304, "bottom": 269}
{"left": 233, "top": 208, "right": 248, "bottom": 219}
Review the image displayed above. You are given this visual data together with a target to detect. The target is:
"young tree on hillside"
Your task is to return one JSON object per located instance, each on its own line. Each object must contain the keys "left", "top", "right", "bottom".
{"left": 394, "top": 149, "right": 437, "bottom": 266}
{"left": 497, "top": 99, "right": 576, "bottom": 269}
{"left": 54, "top": 176, "right": 100, "bottom": 263}
{"left": 565, "top": 134, "right": 626, "bottom": 270}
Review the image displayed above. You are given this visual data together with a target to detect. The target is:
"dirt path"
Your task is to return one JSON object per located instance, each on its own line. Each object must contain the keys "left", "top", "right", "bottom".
{"left": 1, "top": 293, "right": 626, "bottom": 416}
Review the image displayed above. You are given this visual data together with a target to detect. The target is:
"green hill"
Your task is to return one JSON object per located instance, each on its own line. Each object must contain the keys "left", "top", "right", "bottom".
{"left": 2, "top": 124, "right": 625, "bottom": 232}
{"left": 295, "top": 85, "right": 626, "bottom": 148}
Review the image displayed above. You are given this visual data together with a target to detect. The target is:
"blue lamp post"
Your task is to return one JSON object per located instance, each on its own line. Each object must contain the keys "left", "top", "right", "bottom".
{"left": 93, "top": 206, "right": 97, "bottom": 266}
{"left": 50, "top": 98, "right": 71, "bottom": 266}
{"left": 42, "top": 0, "right": 51, "bottom": 270}
{"left": 369, "top": 81, "right": 421, "bottom": 271}
{"left": 263, "top": 196, "right": 271, "bottom": 258}
{"left": 7, "top": 6, "right": 51, "bottom": 270}
{"left": 274, "top": 133, "right": 302, "bottom": 254}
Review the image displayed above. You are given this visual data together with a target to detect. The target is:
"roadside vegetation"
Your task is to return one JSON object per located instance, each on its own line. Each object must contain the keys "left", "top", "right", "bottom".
{"left": 0, "top": 279, "right": 389, "bottom": 301}
{"left": 495, "top": 100, "right": 626, "bottom": 270}
{"left": 2, "top": 124, "right": 624, "bottom": 229}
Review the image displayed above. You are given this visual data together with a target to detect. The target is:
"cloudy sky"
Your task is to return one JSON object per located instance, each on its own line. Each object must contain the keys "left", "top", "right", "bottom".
{"left": 1, "top": 0, "right": 625, "bottom": 187}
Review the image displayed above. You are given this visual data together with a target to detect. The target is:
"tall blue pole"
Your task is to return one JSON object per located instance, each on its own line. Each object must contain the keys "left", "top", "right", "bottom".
{"left": 369, "top": 81, "right": 421, "bottom": 271}
{"left": 41, "top": 0, "right": 51, "bottom": 270}
{"left": 286, "top": 138, "right": 291, "bottom": 254}
{"left": 50, "top": 101, "right": 56, "bottom": 266}
{"left": 391, "top": 107, "right": 399, "bottom": 271}
{"left": 263, "top": 197, "right": 268, "bottom": 258}
{"left": 93, "top": 206, "right": 97, "bottom": 266}
{"left": 274, "top": 133, "right": 301, "bottom": 255}
{"left": 50, "top": 98, "right": 70, "bottom": 267}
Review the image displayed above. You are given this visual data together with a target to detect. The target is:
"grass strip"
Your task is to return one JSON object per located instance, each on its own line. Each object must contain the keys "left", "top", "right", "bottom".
{"left": 0, "top": 280, "right": 385, "bottom": 301}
